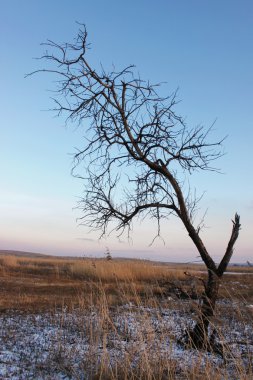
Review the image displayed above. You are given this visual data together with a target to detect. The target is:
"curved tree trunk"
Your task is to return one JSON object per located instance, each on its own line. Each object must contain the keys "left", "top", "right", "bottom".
{"left": 186, "top": 214, "right": 241, "bottom": 350}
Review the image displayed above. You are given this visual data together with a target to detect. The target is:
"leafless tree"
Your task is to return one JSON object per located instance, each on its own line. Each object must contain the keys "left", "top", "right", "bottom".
{"left": 29, "top": 25, "right": 241, "bottom": 349}
{"left": 104, "top": 247, "right": 112, "bottom": 261}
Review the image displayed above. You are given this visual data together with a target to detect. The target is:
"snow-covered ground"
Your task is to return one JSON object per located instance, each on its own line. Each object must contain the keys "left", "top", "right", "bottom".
{"left": 0, "top": 301, "right": 252, "bottom": 379}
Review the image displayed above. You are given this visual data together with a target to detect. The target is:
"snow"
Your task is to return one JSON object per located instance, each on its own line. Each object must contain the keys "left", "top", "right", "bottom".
{"left": 0, "top": 301, "right": 252, "bottom": 379}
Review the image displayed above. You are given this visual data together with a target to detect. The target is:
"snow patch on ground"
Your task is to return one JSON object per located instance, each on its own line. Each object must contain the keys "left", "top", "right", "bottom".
{"left": 0, "top": 302, "right": 252, "bottom": 379}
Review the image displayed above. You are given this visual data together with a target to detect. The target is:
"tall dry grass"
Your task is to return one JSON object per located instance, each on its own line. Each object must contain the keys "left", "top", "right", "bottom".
{"left": 0, "top": 255, "right": 195, "bottom": 311}
{"left": 0, "top": 254, "right": 252, "bottom": 378}
{"left": 68, "top": 259, "right": 189, "bottom": 282}
{"left": 47, "top": 276, "right": 252, "bottom": 380}
{"left": 0, "top": 254, "right": 252, "bottom": 311}
{"left": 0, "top": 254, "right": 190, "bottom": 282}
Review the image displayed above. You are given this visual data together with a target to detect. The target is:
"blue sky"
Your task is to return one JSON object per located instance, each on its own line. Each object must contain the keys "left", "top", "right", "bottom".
{"left": 1, "top": 0, "right": 252, "bottom": 262}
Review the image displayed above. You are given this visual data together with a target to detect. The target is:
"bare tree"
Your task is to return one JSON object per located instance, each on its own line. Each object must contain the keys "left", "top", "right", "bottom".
{"left": 29, "top": 25, "right": 241, "bottom": 349}
{"left": 104, "top": 247, "right": 112, "bottom": 261}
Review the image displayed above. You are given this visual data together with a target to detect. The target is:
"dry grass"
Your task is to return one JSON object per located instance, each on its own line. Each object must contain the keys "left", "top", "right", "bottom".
{"left": 0, "top": 254, "right": 252, "bottom": 312}
{"left": 0, "top": 253, "right": 252, "bottom": 379}
{"left": 2, "top": 287, "right": 252, "bottom": 379}
{"left": 0, "top": 254, "right": 190, "bottom": 281}
{"left": 0, "top": 255, "right": 188, "bottom": 311}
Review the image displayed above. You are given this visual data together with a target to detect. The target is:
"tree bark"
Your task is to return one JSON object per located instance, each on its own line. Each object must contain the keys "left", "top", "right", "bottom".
{"left": 186, "top": 214, "right": 241, "bottom": 350}
{"left": 188, "top": 270, "right": 220, "bottom": 349}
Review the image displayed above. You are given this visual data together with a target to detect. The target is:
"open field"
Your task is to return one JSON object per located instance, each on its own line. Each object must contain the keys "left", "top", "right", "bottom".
{"left": 0, "top": 252, "right": 252, "bottom": 379}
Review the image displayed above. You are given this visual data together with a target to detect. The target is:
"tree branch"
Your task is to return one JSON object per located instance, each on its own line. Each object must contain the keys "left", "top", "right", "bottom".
{"left": 30, "top": 24, "right": 231, "bottom": 274}
{"left": 217, "top": 213, "right": 241, "bottom": 276}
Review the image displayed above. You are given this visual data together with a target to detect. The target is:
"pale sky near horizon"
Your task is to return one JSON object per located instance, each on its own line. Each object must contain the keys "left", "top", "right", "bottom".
{"left": 1, "top": 0, "right": 252, "bottom": 263}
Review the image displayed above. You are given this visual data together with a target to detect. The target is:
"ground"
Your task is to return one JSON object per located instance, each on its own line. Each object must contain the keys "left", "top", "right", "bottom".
{"left": 0, "top": 253, "right": 252, "bottom": 379}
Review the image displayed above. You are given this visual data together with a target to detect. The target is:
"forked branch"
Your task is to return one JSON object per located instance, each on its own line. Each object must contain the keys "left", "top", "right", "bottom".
{"left": 217, "top": 213, "right": 241, "bottom": 276}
